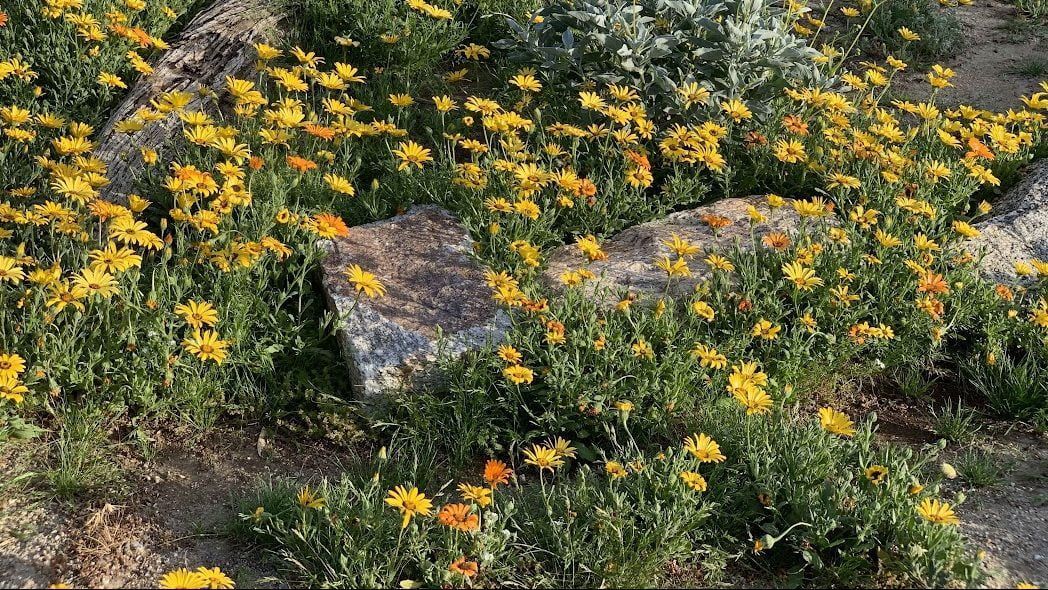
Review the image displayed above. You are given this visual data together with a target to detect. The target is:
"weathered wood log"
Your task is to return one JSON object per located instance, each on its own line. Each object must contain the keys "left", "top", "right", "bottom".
{"left": 95, "top": 0, "right": 285, "bottom": 201}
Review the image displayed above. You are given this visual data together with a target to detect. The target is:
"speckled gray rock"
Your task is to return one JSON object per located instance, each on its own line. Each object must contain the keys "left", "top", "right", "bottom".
{"left": 320, "top": 206, "right": 508, "bottom": 399}
{"left": 544, "top": 196, "right": 803, "bottom": 300}
{"left": 968, "top": 159, "right": 1048, "bottom": 284}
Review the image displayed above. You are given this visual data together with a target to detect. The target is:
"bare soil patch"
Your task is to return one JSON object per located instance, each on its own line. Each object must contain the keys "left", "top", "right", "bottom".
{"left": 893, "top": 0, "right": 1046, "bottom": 109}
{"left": 0, "top": 427, "right": 344, "bottom": 588}
{"left": 829, "top": 381, "right": 1048, "bottom": 587}
{"left": 956, "top": 426, "right": 1048, "bottom": 588}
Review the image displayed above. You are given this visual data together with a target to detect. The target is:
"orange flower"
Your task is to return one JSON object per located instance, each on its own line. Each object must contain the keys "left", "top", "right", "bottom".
{"left": 994, "top": 284, "right": 1014, "bottom": 302}
{"left": 483, "top": 459, "right": 512, "bottom": 488}
{"left": 304, "top": 123, "right": 337, "bottom": 140}
{"left": 522, "top": 298, "right": 548, "bottom": 314}
{"left": 575, "top": 178, "right": 597, "bottom": 198}
{"left": 761, "top": 232, "right": 791, "bottom": 250}
{"left": 964, "top": 136, "right": 994, "bottom": 160}
{"left": 848, "top": 323, "right": 869, "bottom": 345}
{"left": 310, "top": 213, "right": 349, "bottom": 238}
{"left": 0, "top": 12, "right": 8, "bottom": 27}
{"left": 744, "top": 131, "right": 768, "bottom": 147}
{"left": 916, "top": 271, "right": 950, "bottom": 295}
{"left": 249, "top": 156, "right": 265, "bottom": 170}
{"left": 437, "top": 503, "right": 479, "bottom": 532}
{"left": 783, "top": 114, "right": 809, "bottom": 136}
{"left": 175, "top": 164, "right": 210, "bottom": 181}
{"left": 111, "top": 25, "right": 151, "bottom": 47}
{"left": 286, "top": 154, "right": 318, "bottom": 173}
{"left": 700, "top": 213, "right": 732, "bottom": 230}
{"left": 624, "top": 149, "right": 651, "bottom": 170}
{"left": 449, "top": 556, "right": 478, "bottom": 578}
{"left": 129, "top": 27, "right": 152, "bottom": 47}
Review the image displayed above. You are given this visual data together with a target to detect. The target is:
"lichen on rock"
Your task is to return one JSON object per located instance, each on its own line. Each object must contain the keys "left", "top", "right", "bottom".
{"left": 319, "top": 206, "right": 508, "bottom": 399}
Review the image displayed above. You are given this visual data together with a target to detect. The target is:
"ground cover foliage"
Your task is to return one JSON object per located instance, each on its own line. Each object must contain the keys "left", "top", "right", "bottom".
{"left": 0, "top": 0, "right": 1047, "bottom": 587}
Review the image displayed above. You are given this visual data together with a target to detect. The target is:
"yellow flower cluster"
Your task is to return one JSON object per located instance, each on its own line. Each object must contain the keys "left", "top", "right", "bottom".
{"left": 406, "top": 0, "right": 453, "bottom": 20}
{"left": 0, "top": 353, "right": 28, "bottom": 404}
{"left": 158, "top": 566, "right": 234, "bottom": 589}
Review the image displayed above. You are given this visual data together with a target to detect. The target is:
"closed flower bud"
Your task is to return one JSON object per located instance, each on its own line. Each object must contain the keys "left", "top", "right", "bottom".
{"left": 941, "top": 462, "right": 957, "bottom": 479}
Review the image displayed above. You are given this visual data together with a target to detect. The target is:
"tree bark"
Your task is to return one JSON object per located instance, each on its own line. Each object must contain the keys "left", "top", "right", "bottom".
{"left": 95, "top": 0, "right": 285, "bottom": 201}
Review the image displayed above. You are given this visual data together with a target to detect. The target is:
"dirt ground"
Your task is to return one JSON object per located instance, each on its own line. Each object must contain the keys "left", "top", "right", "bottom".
{"left": 892, "top": 0, "right": 1046, "bottom": 109}
{"left": 834, "top": 384, "right": 1048, "bottom": 588}
{"left": 0, "top": 427, "right": 343, "bottom": 588}
{"left": 958, "top": 426, "right": 1048, "bottom": 588}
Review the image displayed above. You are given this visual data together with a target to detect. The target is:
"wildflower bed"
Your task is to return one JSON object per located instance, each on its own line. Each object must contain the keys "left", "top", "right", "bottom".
{"left": 0, "top": 0, "right": 1047, "bottom": 587}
